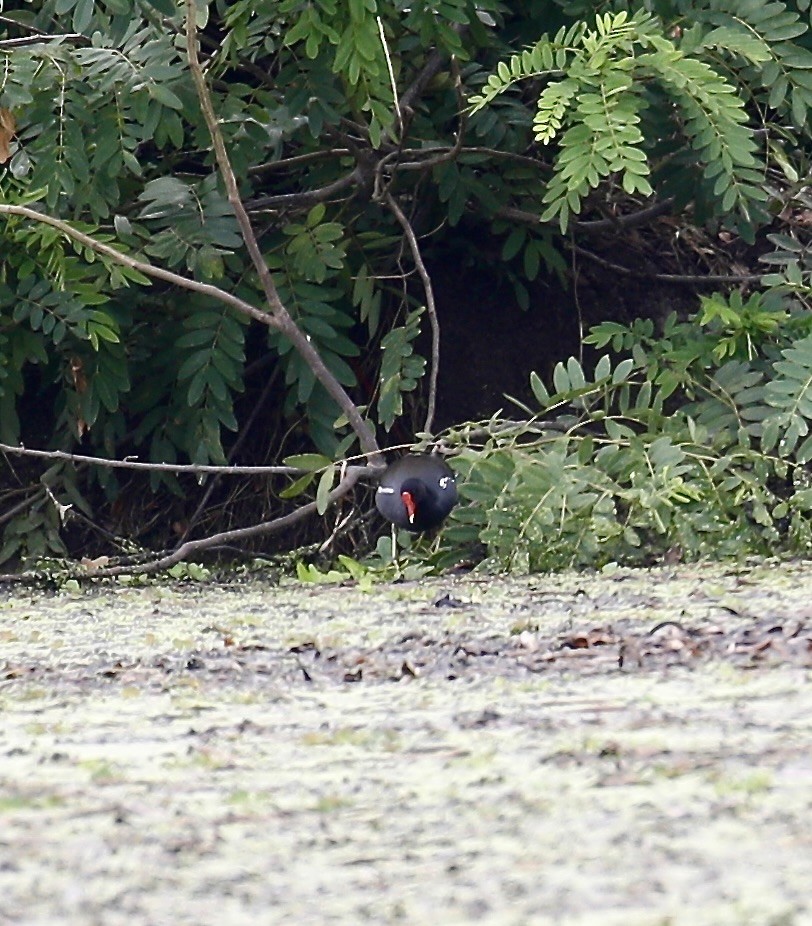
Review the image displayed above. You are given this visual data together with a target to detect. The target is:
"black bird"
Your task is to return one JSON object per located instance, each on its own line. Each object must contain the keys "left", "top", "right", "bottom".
{"left": 375, "top": 454, "right": 458, "bottom": 532}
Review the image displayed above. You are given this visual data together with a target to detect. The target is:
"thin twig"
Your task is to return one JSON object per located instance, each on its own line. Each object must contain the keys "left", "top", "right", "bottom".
{"left": 494, "top": 199, "right": 675, "bottom": 234}
{"left": 377, "top": 16, "right": 402, "bottom": 135}
{"left": 571, "top": 245, "right": 763, "bottom": 284}
{"left": 0, "top": 33, "right": 85, "bottom": 47}
{"left": 0, "top": 441, "right": 371, "bottom": 478}
{"left": 384, "top": 192, "right": 440, "bottom": 435}
{"left": 0, "top": 489, "right": 45, "bottom": 528}
{"left": 174, "top": 366, "right": 281, "bottom": 547}
{"left": 249, "top": 149, "right": 352, "bottom": 176}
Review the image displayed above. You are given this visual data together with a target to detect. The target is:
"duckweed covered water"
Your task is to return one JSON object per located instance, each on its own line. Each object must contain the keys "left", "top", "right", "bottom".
{"left": 1, "top": 561, "right": 810, "bottom": 924}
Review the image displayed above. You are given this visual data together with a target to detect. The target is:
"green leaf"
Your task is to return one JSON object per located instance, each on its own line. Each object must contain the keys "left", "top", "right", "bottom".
{"left": 530, "top": 371, "right": 550, "bottom": 407}
{"left": 552, "top": 362, "right": 570, "bottom": 394}
{"left": 316, "top": 466, "right": 335, "bottom": 514}
{"left": 282, "top": 453, "right": 333, "bottom": 471}
{"left": 73, "top": 0, "right": 95, "bottom": 32}
{"left": 612, "top": 359, "right": 635, "bottom": 384}
{"left": 279, "top": 472, "right": 316, "bottom": 499}
{"left": 147, "top": 83, "right": 183, "bottom": 110}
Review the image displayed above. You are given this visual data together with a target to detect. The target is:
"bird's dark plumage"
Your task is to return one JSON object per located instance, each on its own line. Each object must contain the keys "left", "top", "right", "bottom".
{"left": 375, "top": 454, "right": 458, "bottom": 532}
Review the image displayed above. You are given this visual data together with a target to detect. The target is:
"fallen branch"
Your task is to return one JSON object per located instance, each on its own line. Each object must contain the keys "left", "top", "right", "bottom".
{"left": 86, "top": 465, "right": 364, "bottom": 578}
{"left": 0, "top": 467, "right": 365, "bottom": 583}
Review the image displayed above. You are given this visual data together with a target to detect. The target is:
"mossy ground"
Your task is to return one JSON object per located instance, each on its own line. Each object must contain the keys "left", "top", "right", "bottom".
{"left": 1, "top": 561, "right": 810, "bottom": 924}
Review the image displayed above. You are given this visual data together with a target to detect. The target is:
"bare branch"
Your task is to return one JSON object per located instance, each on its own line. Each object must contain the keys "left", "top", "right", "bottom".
{"left": 574, "top": 199, "right": 676, "bottom": 232}
{"left": 0, "top": 469, "right": 365, "bottom": 584}
{"left": 493, "top": 199, "right": 676, "bottom": 234}
{"left": 184, "top": 0, "right": 381, "bottom": 463}
{"left": 249, "top": 149, "right": 352, "bottom": 176}
{"left": 0, "top": 204, "right": 277, "bottom": 324}
{"left": 384, "top": 193, "right": 440, "bottom": 435}
{"left": 247, "top": 169, "right": 361, "bottom": 211}
{"left": 0, "top": 442, "right": 331, "bottom": 476}
{"left": 90, "top": 469, "right": 363, "bottom": 578}
{"left": 571, "top": 245, "right": 763, "bottom": 285}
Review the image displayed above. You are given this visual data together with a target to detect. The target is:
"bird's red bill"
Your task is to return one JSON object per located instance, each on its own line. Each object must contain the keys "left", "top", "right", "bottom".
{"left": 401, "top": 491, "right": 416, "bottom": 523}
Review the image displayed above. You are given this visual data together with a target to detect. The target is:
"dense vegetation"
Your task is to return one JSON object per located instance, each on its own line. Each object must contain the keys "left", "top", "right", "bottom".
{"left": 2, "top": 0, "right": 812, "bottom": 576}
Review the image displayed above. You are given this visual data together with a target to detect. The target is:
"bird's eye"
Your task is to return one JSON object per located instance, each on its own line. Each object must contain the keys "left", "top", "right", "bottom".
{"left": 439, "top": 476, "right": 452, "bottom": 488}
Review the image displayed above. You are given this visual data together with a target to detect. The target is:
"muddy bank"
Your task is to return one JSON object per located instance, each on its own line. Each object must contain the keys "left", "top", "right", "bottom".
{"left": 1, "top": 561, "right": 810, "bottom": 924}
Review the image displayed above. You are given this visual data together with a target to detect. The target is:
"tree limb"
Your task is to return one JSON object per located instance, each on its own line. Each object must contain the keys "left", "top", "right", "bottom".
{"left": 247, "top": 168, "right": 362, "bottom": 210}
{"left": 571, "top": 245, "right": 763, "bottom": 285}
{"left": 0, "top": 441, "right": 373, "bottom": 477}
{"left": 493, "top": 198, "right": 676, "bottom": 234}
{"left": 249, "top": 148, "right": 352, "bottom": 176}
{"left": 184, "top": 0, "right": 381, "bottom": 464}
{"left": 0, "top": 204, "right": 277, "bottom": 322}
{"left": 384, "top": 192, "right": 441, "bottom": 435}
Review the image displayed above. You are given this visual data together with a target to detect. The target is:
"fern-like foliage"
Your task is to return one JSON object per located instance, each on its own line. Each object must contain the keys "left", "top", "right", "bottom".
{"left": 443, "top": 299, "right": 812, "bottom": 572}
{"left": 470, "top": 7, "right": 789, "bottom": 235}
{"left": 681, "top": 0, "right": 812, "bottom": 128}
{"left": 378, "top": 309, "right": 426, "bottom": 431}
{"left": 762, "top": 333, "right": 812, "bottom": 462}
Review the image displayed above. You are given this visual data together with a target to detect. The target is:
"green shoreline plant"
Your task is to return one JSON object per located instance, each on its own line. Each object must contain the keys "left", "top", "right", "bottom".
{"left": 439, "top": 294, "right": 812, "bottom": 572}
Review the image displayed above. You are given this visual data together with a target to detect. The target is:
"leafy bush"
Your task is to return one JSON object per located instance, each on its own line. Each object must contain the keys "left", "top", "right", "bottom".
{"left": 470, "top": 4, "right": 812, "bottom": 238}
{"left": 2, "top": 0, "right": 812, "bottom": 569}
{"left": 442, "top": 297, "right": 812, "bottom": 572}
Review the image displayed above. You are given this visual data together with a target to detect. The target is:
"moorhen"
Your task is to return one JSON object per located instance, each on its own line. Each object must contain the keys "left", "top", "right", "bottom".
{"left": 375, "top": 454, "right": 458, "bottom": 532}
